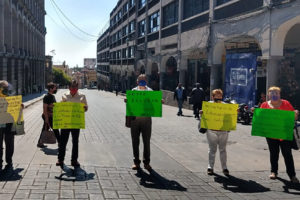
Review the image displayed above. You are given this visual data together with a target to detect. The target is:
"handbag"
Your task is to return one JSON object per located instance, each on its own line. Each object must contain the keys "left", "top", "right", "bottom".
{"left": 292, "top": 122, "right": 300, "bottom": 150}
{"left": 12, "top": 108, "right": 25, "bottom": 136}
{"left": 125, "top": 116, "right": 135, "bottom": 128}
{"left": 125, "top": 116, "right": 131, "bottom": 128}
{"left": 198, "top": 117, "right": 207, "bottom": 134}
{"left": 41, "top": 127, "right": 56, "bottom": 144}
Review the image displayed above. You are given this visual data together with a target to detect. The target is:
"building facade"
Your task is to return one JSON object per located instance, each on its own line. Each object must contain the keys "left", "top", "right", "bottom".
{"left": 0, "top": 0, "right": 46, "bottom": 95}
{"left": 97, "top": 0, "right": 300, "bottom": 108}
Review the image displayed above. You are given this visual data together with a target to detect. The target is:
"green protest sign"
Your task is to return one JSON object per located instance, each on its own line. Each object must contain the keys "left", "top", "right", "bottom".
{"left": 53, "top": 102, "right": 85, "bottom": 129}
{"left": 251, "top": 108, "right": 295, "bottom": 140}
{"left": 126, "top": 90, "right": 162, "bottom": 117}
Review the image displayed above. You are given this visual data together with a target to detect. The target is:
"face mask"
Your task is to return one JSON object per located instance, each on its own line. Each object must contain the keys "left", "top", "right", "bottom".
{"left": 1, "top": 88, "right": 9, "bottom": 96}
{"left": 138, "top": 80, "right": 147, "bottom": 87}
{"left": 70, "top": 88, "right": 78, "bottom": 96}
{"left": 214, "top": 98, "right": 222, "bottom": 102}
{"left": 270, "top": 95, "right": 279, "bottom": 101}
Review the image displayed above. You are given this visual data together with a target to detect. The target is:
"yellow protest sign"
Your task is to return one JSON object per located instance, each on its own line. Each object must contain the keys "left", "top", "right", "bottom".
{"left": 0, "top": 95, "right": 23, "bottom": 124}
{"left": 201, "top": 101, "right": 238, "bottom": 131}
{"left": 53, "top": 102, "right": 85, "bottom": 129}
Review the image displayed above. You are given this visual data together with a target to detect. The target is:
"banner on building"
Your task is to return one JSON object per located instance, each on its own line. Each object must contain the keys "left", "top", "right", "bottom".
{"left": 201, "top": 101, "right": 238, "bottom": 131}
{"left": 126, "top": 90, "right": 162, "bottom": 117}
{"left": 225, "top": 53, "right": 257, "bottom": 108}
{"left": 0, "top": 95, "right": 23, "bottom": 124}
{"left": 251, "top": 108, "right": 294, "bottom": 140}
{"left": 53, "top": 102, "right": 85, "bottom": 129}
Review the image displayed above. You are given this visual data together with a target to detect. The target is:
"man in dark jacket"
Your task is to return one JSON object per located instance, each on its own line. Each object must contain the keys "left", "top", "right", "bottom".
{"left": 190, "top": 83, "right": 205, "bottom": 119}
{"left": 174, "top": 83, "right": 187, "bottom": 116}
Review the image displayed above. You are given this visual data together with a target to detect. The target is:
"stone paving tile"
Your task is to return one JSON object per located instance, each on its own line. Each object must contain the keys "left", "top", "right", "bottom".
{"left": 2, "top": 167, "right": 300, "bottom": 200}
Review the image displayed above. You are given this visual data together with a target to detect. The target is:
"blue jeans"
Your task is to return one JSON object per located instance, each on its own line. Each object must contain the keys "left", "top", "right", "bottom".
{"left": 177, "top": 99, "right": 183, "bottom": 114}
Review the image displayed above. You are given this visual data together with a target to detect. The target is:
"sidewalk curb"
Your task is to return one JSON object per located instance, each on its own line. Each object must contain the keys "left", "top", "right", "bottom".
{"left": 23, "top": 95, "right": 45, "bottom": 109}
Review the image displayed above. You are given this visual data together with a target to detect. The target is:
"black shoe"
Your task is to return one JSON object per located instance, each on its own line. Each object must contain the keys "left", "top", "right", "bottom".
{"left": 3, "top": 164, "right": 13, "bottom": 171}
{"left": 223, "top": 169, "right": 230, "bottom": 176}
{"left": 207, "top": 168, "right": 214, "bottom": 175}
{"left": 71, "top": 161, "right": 80, "bottom": 168}
{"left": 37, "top": 143, "right": 47, "bottom": 148}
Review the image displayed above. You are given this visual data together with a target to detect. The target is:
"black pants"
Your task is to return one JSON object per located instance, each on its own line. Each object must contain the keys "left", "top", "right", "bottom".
{"left": 58, "top": 129, "right": 80, "bottom": 162}
{"left": 266, "top": 138, "right": 296, "bottom": 178}
{"left": 193, "top": 102, "right": 202, "bottom": 117}
{"left": 39, "top": 116, "right": 60, "bottom": 144}
{"left": 0, "top": 124, "right": 14, "bottom": 167}
{"left": 130, "top": 117, "right": 152, "bottom": 165}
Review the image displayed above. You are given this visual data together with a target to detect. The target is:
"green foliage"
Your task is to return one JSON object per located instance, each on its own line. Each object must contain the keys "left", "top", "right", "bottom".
{"left": 52, "top": 67, "right": 71, "bottom": 87}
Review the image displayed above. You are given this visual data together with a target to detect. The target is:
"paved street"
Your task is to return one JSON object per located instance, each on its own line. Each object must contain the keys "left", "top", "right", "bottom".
{"left": 1, "top": 89, "right": 300, "bottom": 199}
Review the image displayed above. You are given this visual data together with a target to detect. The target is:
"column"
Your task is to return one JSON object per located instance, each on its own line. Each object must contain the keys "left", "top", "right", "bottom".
{"left": 0, "top": 1, "right": 4, "bottom": 53}
{"left": 266, "top": 56, "right": 282, "bottom": 90}
{"left": 210, "top": 64, "right": 222, "bottom": 90}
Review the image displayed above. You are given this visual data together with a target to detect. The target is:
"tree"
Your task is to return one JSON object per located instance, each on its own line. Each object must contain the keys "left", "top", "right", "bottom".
{"left": 53, "top": 67, "right": 71, "bottom": 87}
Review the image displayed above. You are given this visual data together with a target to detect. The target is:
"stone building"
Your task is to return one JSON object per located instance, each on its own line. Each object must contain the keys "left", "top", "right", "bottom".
{"left": 0, "top": 0, "right": 46, "bottom": 95}
{"left": 97, "top": 0, "right": 300, "bottom": 108}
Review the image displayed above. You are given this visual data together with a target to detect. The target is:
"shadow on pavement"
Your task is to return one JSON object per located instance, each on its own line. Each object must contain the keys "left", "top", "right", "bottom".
{"left": 277, "top": 177, "right": 300, "bottom": 194}
{"left": 180, "top": 115, "right": 193, "bottom": 118}
{"left": 0, "top": 168, "right": 23, "bottom": 181}
{"left": 41, "top": 147, "right": 58, "bottom": 156}
{"left": 55, "top": 165, "right": 95, "bottom": 182}
{"left": 135, "top": 169, "right": 187, "bottom": 191}
{"left": 214, "top": 174, "right": 270, "bottom": 193}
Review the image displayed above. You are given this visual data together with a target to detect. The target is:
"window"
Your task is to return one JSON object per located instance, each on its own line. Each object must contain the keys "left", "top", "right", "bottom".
{"left": 149, "top": 11, "right": 160, "bottom": 33}
{"left": 122, "top": 48, "right": 128, "bottom": 58}
{"left": 117, "top": 50, "right": 121, "bottom": 59}
{"left": 122, "top": 25, "right": 128, "bottom": 36}
{"left": 118, "top": 10, "right": 122, "bottom": 20}
{"left": 183, "top": 0, "right": 209, "bottom": 19}
{"left": 123, "top": 2, "right": 128, "bottom": 13}
{"left": 129, "top": 20, "right": 135, "bottom": 33}
{"left": 138, "top": 19, "right": 146, "bottom": 37}
{"left": 163, "top": 1, "right": 178, "bottom": 27}
{"left": 129, "top": 0, "right": 135, "bottom": 8}
{"left": 216, "top": 0, "right": 233, "bottom": 6}
{"left": 128, "top": 46, "right": 135, "bottom": 58}
{"left": 139, "top": 0, "right": 146, "bottom": 9}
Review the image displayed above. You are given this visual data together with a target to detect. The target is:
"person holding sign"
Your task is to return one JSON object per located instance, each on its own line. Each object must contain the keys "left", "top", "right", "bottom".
{"left": 125, "top": 74, "right": 155, "bottom": 171}
{"left": 57, "top": 80, "right": 88, "bottom": 168}
{"left": 0, "top": 80, "right": 23, "bottom": 173}
{"left": 200, "top": 89, "right": 230, "bottom": 176}
{"left": 260, "top": 86, "right": 299, "bottom": 183}
{"left": 37, "top": 82, "right": 60, "bottom": 148}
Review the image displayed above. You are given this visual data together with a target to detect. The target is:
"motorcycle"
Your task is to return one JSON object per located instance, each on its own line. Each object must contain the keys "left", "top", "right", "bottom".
{"left": 238, "top": 103, "right": 252, "bottom": 125}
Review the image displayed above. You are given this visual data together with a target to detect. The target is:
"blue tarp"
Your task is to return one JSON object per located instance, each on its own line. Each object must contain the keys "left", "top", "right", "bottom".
{"left": 225, "top": 53, "right": 257, "bottom": 108}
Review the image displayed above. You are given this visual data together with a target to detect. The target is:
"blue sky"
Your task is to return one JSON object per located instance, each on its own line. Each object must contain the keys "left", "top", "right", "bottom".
{"left": 45, "top": 0, "right": 118, "bottom": 67}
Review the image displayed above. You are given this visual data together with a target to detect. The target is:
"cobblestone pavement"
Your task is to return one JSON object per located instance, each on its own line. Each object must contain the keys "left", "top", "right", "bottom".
{"left": 1, "top": 90, "right": 300, "bottom": 200}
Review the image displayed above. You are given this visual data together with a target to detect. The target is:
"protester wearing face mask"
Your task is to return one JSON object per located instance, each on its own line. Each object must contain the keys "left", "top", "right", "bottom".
{"left": 200, "top": 89, "right": 230, "bottom": 176}
{"left": 57, "top": 80, "right": 88, "bottom": 168}
{"left": 37, "top": 82, "right": 60, "bottom": 148}
{"left": 0, "top": 80, "right": 23, "bottom": 173}
{"left": 260, "top": 86, "right": 299, "bottom": 183}
{"left": 126, "top": 74, "right": 153, "bottom": 171}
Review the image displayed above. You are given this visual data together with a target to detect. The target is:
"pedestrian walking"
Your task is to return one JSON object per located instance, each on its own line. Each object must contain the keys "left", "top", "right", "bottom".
{"left": 56, "top": 80, "right": 88, "bottom": 168}
{"left": 260, "top": 86, "right": 299, "bottom": 183}
{"left": 125, "top": 74, "right": 154, "bottom": 171}
{"left": 0, "top": 80, "right": 23, "bottom": 172}
{"left": 190, "top": 83, "right": 205, "bottom": 119}
{"left": 200, "top": 89, "right": 230, "bottom": 176}
{"left": 174, "top": 83, "right": 187, "bottom": 116}
{"left": 37, "top": 82, "right": 60, "bottom": 148}
{"left": 115, "top": 84, "right": 119, "bottom": 96}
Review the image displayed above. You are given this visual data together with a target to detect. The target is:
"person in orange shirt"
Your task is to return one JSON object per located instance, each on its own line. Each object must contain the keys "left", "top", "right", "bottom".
{"left": 260, "top": 86, "right": 299, "bottom": 183}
